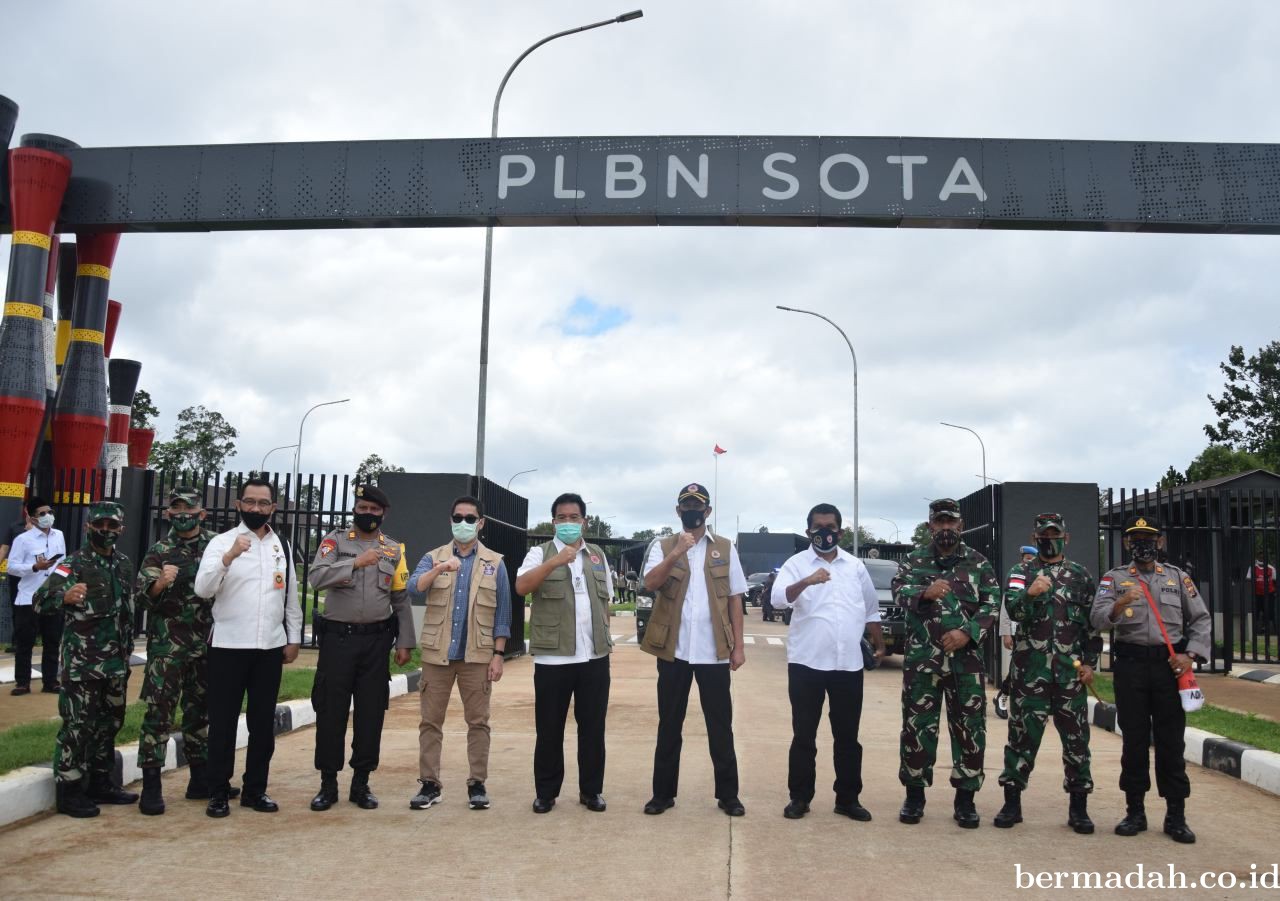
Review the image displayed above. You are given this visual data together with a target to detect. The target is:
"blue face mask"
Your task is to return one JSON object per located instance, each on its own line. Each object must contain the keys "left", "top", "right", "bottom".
{"left": 555, "top": 522, "right": 583, "bottom": 544}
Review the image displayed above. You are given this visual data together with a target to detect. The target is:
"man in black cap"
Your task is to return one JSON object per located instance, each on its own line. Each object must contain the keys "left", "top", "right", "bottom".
{"left": 1091, "top": 514, "right": 1210, "bottom": 844}
{"left": 306, "top": 483, "right": 414, "bottom": 811}
{"left": 640, "top": 482, "right": 748, "bottom": 817}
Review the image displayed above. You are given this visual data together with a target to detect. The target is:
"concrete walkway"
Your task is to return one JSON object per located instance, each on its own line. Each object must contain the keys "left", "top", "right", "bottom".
{"left": 2, "top": 617, "right": 1278, "bottom": 899}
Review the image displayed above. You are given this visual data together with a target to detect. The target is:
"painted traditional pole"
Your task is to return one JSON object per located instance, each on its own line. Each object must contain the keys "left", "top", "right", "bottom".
{"left": 54, "top": 242, "right": 75, "bottom": 382}
{"left": 95, "top": 298, "right": 122, "bottom": 472}
{"left": 104, "top": 358, "right": 140, "bottom": 492}
{"left": 51, "top": 232, "right": 120, "bottom": 502}
{"left": 25, "top": 233, "right": 60, "bottom": 475}
{"left": 0, "top": 95, "right": 16, "bottom": 229}
{"left": 0, "top": 145, "right": 72, "bottom": 527}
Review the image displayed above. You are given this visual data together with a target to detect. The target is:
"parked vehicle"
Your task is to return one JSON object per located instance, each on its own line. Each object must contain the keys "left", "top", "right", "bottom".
{"left": 745, "top": 572, "right": 771, "bottom": 607}
{"left": 863, "top": 557, "right": 905, "bottom": 655}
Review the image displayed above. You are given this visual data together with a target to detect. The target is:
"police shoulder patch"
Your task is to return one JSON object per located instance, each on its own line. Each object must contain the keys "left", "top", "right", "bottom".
{"left": 1182, "top": 576, "right": 1198, "bottom": 597}
{"left": 319, "top": 538, "right": 337, "bottom": 558}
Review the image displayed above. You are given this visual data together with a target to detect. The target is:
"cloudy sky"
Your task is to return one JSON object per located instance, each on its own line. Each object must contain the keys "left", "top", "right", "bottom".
{"left": 5, "top": 0, "right": 1278, "bottom": 540}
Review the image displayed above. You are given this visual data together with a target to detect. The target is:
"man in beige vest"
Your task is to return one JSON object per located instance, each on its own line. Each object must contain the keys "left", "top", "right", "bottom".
{"left": 641, "top": 482, "right": 748, "bottom": 816}
{"left": 516, "top": 492, "right": 614, "bottom": 813}
{"left": 407, "top": 495, "right": 511, "bottom": 811}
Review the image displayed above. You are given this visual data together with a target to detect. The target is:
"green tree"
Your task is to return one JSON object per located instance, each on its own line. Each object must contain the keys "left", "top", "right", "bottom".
{"left": 1205, "top": 341, "right": 1280, "bottom": 469}
{"left": 630, "top": 526, "right": 674, "bottom": 543}
{"left": 1158, "top": 466, "right": 1187, "bottom": 490}
{"left": 585, "top": 515, "right": 613, "bottom": 538}
{"left": 354, "top": 453, "right": 406, "bottom": 486}
{"left": 130, "top": 389, "right": 159, "bottom": 430}
{"left": 1185, "top": 444, "right": 1265, "bottom": 483}
{"left": 148, "top": 405, "right": 238, "bottom": 475}
{"left": 911, "top": 521, "right": 930, "bottom": 547}
{"left": 837, "top": 525, "right": 880, "bottom": 551}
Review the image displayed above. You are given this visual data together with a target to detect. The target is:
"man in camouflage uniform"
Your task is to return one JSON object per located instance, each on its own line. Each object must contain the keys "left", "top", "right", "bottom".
{"left": 892, "top": 498, "right": 999, "bottom": 828}
{"left": 33, "top": 501, "right": 139, "bottom": 818}
{"left": 993, "top": 513, "right": 1099, "bottom": 833}
{"left": 134, "top": 486, "right": 229, "bottom": 815}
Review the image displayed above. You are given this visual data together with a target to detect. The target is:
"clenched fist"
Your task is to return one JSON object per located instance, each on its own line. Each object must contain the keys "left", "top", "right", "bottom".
{"left": 354, "top": 548, "right": 381, "bottom": 569}
{"left": 806, "top": 568, "right": 831, "bottom": 586}
{"left": 438, "top": 557, "right": 461, "bottom": 574}
{"left": 552, "top": 543, "right": 580, "bottom": 567}
{"left": 159, "top": 564, "right": 180, "bottom": 587}
{"left": 923, "top": 579, "right": 951, "bottom": 601}
{"left": 63, "top": 582, "right": 89, "bottom": 606}
{"left": 1027, "top": 574, "right": 1053, "bottom": 597}
{"left": 224, "top": 535, "right": 252, "bottom": 566}
{"left": 671, "top": 532, "right": 697, "bottom": 556}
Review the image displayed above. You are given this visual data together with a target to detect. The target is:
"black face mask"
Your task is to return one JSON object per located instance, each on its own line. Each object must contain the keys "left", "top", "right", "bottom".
{"left": 679, "top": 508, "right": 706, "bottom": 530}
{"left": 810, "top": 526, "right": 840, "bottom": 553}
{"left": 89, "top": 528, "right": 119, "bottom": 550}
{"left": 933, "top": 527, "right": 960, "bottom": 552}
{"left": 1130, "top": 537, "right": 1158, "bottom": 563}
{"left": 353, "top": 513, "right": 383, "bottom": 534}
{"left": 1037, "top": 537, "right": 1065, "bottom": 558}
{"left": 240, "top": 510, "right": 271, "bottom": 531}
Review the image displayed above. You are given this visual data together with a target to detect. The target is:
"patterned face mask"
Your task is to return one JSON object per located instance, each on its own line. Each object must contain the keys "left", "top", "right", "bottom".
{"left": 1037, "top": 537, "right": 1065, "bottom": 558}
{"left": 933, "top": 527, "right": 960, "bottom": 552}
{"left": 810, "top": 526, "right": 839, "bottom": 553}
{"left": 1129, "top": 537, "right": 1158, "bottom": 563}
{"left": 170, "top": 513, "right": 200, "bottom": 532}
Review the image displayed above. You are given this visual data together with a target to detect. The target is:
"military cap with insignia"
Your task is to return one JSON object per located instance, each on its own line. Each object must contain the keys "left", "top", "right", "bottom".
{"left": 355, "top": 484, "right": 391, "bottom": 509}
{"left": 928, "top": 498, "right": 962, "bottom": 520}
{"left": 1124, "top": 514, "right": 1161, "bottom": 534}
{"left": 88, "top": 500, "right": 124, "bottom": 523}
{"left": 677, "top": 483, "right": 710, "bottom": 504}
{"left": 168, "top": 485, "right": 203, "bottom": 508}
{"left": 1034, "top": 511, "right": 1066, "bottom": 532}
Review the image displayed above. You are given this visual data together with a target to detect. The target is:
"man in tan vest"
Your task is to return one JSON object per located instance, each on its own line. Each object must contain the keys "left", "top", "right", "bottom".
{"left": 406, "top": 495, "right": 511, "bottom": 811}
{"left": 640, "top": 482, "right": 748, "bottom": 816}
{"left": 516, "top": 492, "right": 615, "bottom": 813}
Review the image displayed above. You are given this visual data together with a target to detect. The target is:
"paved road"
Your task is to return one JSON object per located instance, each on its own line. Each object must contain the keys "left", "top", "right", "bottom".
{"left": 1, "top": 615, "right": 1277, "bottom": 899}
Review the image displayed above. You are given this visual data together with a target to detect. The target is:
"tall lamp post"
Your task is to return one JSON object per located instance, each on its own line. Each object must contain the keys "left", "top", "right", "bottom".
{"left": 474, "top": 10, "right": 645, "bottom": 485}
{"left": 506, "top": 468, "right": 538, "bottom": 490}
{"left": 873, "top": 516, "right": 900, "bottom": 542}
{"left": 777, "top": 305, "right": 860, "bottom": 556}
{"left": 259, "top": 443, "right": 298, "bottom": 474}
{"left": 940, "top": 421, "right": 994, "bottom": 529}
{"left": 289, "top": 398, "right": 350, "bottom": 557}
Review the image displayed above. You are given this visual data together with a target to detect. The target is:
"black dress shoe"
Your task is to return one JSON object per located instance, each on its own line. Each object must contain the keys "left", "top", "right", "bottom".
{"left": 10, "top": 685, "right": 30, "bottom": 696}
{"left": 350, "top": 784, "right": 379, "bottom": 810}
{"left": 532, "top": 797, "right": 555, "bottom": 814}
{"left": 206, "top": 796, "right": 230, "bottom": 818}
{"left": 783, "top": 799, "right": 809, "bottom": 819}
{"left": 1163, "top": 816, "right": 1196, "bottom": 844}
{"left": 579, "top": 793, "right": 606, "bottom": 812}
{"left": 241, "top": 793, "right": 279, "bottom": 812}
{"left": 718, "top": 797, "right": 746, "bottom": 817}
{"left": 310, "top": 781, "right": 338, "bottom": 812}
{"left": 834, "top": 802, "right": 872, "bottom": 822}
{"left": 41, "top": 681, "right": 61, "bottom": 694}
{"left": 643, "top": 797, "right": 675, "bottom": 815}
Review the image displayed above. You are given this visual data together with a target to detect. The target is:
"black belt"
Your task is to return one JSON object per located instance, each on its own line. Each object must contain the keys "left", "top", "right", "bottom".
{"left": 1112, "top": 641, "right": 1185, "bottom": 660}
{"left": 315, "top": 615, "right": 396, "bottom": 636}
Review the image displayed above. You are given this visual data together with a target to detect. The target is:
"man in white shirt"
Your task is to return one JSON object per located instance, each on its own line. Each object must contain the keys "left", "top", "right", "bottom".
{"left": 772, "top": 503, "right": 884, "bottom": 822}
{"left": 516, "top": 492, "right": 615, "bottom": 813}
{"left": 194, "top": 477, "right": 302, "bottom": 817}
{"left": 640, "top": 482, "right": 748, "bottom": 817}
{"left": 8, "top": 496, "right": 67, "bottom": 695}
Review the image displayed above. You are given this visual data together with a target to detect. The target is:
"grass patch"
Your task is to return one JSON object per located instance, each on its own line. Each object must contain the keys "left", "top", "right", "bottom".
{"left": 610, "top": 602, "right": 636, "bottom": 614}
{"left": 0, "top": 701, "right": 148, "bottom": 776}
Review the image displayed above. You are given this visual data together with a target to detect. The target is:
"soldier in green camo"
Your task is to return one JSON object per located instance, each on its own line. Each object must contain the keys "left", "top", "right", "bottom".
{"left": 892, "top": 498, "right": 999, "bottom": 829}
{"left": 135, "top": 486, "right": 236, "bottom": 815}
{"left": 33, "top": 500, "right": 139, "bottom": 818}
{"left": 994, "top": 512, "right": 1100, "bottom": 834}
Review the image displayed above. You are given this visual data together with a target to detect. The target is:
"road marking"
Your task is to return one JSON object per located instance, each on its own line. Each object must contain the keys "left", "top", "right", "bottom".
{"left": 767, "top": 637, "right": 784, "bottom": 646}
{"left": 742, "top": 636, "right": 755, "bottom": 645}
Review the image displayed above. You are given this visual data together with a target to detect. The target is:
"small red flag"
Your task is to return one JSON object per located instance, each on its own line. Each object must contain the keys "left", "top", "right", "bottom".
{"left": 713, "top": 445, "right": 727, "bottom": 455}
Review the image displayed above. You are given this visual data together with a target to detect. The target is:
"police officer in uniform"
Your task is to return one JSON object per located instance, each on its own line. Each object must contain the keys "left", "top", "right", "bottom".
{"left": 307, "top": 485, "right": 413, "bottom": 811}
{"left": 1091, "top": 514, "right": 1210, "bottom": 844}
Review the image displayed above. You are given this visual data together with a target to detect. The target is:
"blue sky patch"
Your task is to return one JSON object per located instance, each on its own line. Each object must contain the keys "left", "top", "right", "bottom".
{"left": 561, "top": 295, "right": 631, "bottom": 336}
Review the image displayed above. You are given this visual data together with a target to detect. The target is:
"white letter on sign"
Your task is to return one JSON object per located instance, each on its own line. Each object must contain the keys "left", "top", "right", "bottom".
{"left": 820, "top": 154, "right": 869, "bottom": 200}
{"left": 762, "top": 152, "right": 799, "bottom": 200}
{"left": 554, "top": 155, "right": 585, "bottom": 200}
{"left": 605, "top": 154, "right": 647, "bottom": 199}
{"left": 667, "top": 154, "right": 709, "bottom": 199}
{"left": 498, "top": 155, "right": 535, "bottom": 200}
{"left": 939, "top": 157, "right": 987, "bottom": 202}
{"left": 886, "top": 155, "right": 928, "bottom": 201}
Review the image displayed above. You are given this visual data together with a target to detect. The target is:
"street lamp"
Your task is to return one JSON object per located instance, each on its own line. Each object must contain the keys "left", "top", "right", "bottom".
{"left": 976, "top": 474, "right": 1003, "bottom": 484}
{"left": 474, "top": 10, "right": 645, "bottom": 484}
{"left": 940, "top": 421, "right": 995, "bottom": 529}
{"left": 596, "top": 515, "right": 616, "bottom": 536}
{"left": 290, "top": 398, "right": 350, "bottom": 555}
{"left": 506, "top": 468, "right": 538, "bottom": 490}
{"left": 777, "top": 305, "right": 860, "bottom": 556}
{"left": 873, "top": 516, "right": 900, "bottom": 542}
{"left": 259, "top": 444, "right": 298, "bottom": 474}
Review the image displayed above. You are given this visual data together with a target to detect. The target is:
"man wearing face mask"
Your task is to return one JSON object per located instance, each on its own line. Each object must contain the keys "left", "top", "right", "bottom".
{"left": 994, "top": 514, "right": 1099, "bottom": 833}
{"left": 641, "top": 483, "right": 748, "bottom": 817}
{"left": 771, "top": 503, "right": 884, "bottom": 822}
{"left": 195, "top": 477, "right": 303, "bottom": 817}
{"left": 1091, "top": 515, "right": 1210, "bottom": 844}
{"left": 33, "top": 501, "right": 138, "bottom": 817}
{"left": 516, "top": 492, "right": 615, "bottom": 813}
{"left": 135, "top": 487, "right": 221, "bottom": 815}
{"left": 408, "top": 495, "right": 511, "bottom": 812}
{"left": 892, "top": 498, "right": 999, "bottom": 828}
{"left": 8, "top": 496, "right": 66, "bottom": 696}
{"left": 993, "top": 546, "right": 1037, "bottom": 720}
{"left": 306, "top": 484, "right": 413, "bottom": 812}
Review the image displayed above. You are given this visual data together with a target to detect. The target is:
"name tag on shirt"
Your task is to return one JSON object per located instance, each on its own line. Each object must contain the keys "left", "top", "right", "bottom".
{"left": 273, "top": 571, "right": 285, "bottom": 590}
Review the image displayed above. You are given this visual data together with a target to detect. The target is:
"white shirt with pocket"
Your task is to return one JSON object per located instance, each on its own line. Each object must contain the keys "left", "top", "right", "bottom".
{"left": 195, "top": 524, "right": 302, "bottom": 649}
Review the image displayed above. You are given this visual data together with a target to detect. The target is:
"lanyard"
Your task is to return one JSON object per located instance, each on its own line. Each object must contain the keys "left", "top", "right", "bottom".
{"left": 1134, "top": 577, "right": 1176, "bottom": 657}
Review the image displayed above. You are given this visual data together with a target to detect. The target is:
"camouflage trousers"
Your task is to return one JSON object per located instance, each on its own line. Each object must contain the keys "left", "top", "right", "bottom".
{"left": 998, "top": 676, "right": 1091, "bottom": 793}
{"left": 55, "top": 675, "right": 128, "bottom": 783}
{"left": 138, "top": 651, "right": 209, "bottom": 768}
{"left": 899, "top": 668, "right": 986, "bottom": 791}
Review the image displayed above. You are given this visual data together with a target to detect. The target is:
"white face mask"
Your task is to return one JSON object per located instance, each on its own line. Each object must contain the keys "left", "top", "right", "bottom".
{"left": 36, "top": 513, "right": 55, "bottom": 530}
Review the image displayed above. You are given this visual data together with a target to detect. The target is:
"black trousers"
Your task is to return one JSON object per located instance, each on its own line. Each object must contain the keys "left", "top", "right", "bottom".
{"left": 206, "top": 646, "right": 283, "bottom": 798}
{"left": 788, "top": 663, "right": 865, "bottom": 805}
{"left": 312, "top": 628, "right": 394, "bottom": 773}
{"left": 1113, "top": 655, "right": 1189, "bottom": 800}
{"left": 652, "top": 657, "right": 739, "bottom": 801}
{"left": 12, "top": 605, "right": 62, "bottom": 687}
{"left": 533, "top": 655, "right": 610, "bottom": 799}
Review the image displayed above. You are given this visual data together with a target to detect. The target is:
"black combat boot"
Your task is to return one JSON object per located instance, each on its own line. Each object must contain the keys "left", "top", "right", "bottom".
{"left": 993, "top": 784, "right": 1022, "bottom": 828}
{"left": 1114, "top": 791, "right": 1147, "bottom": 836}
{"left": 1163, "top": 799, "right": 1196, "bottom": 844}
{"left": 898, "top": 786, "right": 926, "bottom": 824}
{"left": 349, "top": 770, "right": 379, "bottom": 809}
{"left": 139, "top": 767, "right": 165, "bottom": 816}
{"left": 186, "top": 763, "right": 240, "bottom": 800}
{"left": 87, "top": 771, "right": 139, "bottom": 805}
{"left": 310, "top": 771, "right": 339, "bottom": 811}
{"left": 1067, "top": 791, "right": 1094, "bottom": 834}
{"left": 953, "top": 788, "right": 980, "bottom": 829}
{"left": 56, "top": 778, "right": 101, "bottom": 818}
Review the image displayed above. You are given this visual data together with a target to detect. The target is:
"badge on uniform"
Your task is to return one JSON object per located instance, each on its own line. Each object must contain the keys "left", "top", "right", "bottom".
{"left": 319, "top": 539, "right": 337, "bottom": 558}
{"left": 273, "top": 571, "right": 285, "bottom": 590}
{"left": 1119, "top": 580, "right": 1134, "bottom": 587}
{"left": 482, "top": 562, "right": 496, "bottom": 576}
{"left": 383, "top": 574, "right": 392, "bottom": 587}
{"left": 590, "top": 555, "right": 601, "bottom": 565}
{"left": 382, "top": 547, "right": 397, "bottom": 558}
{"left": 1008, "top": 574, "right": 1026, "bottom": 591}
{"left": 710, "top": 549, "right": 721, "bottom": 559}
{"left": 1183, "top": 576, "right": 1198, "bottom": 597}
{"left": 1099, "top": 576, "right": 1113, "bottom": 591}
